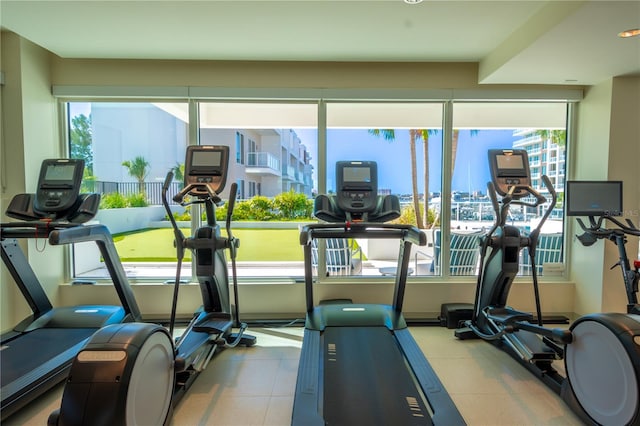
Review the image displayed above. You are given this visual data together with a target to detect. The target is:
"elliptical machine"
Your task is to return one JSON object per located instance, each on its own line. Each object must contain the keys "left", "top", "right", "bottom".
{"left": 455, "top": 149, "right": 640, "bottom": 426}
{"left": 566, "top": 180, "right": 640, "bottom": 315}
{"left": 49, "top": 145, "right": 256, "bottom": 426}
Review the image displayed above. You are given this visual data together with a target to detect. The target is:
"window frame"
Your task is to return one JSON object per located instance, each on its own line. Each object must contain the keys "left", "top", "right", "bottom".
{"left": 58, "top": 90, "right": 579, "bottom": 284}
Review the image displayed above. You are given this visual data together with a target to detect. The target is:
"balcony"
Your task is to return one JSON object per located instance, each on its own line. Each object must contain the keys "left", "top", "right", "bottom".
{"left": 246, "top": 152, "right": 280, "bottom": 176}
{"left": 282, "top": 165, "right": 297, "bottom": 181}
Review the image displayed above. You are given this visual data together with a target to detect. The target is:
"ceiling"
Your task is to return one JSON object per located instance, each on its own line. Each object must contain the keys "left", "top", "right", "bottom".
{"left": 1, "top": 0, "right": 639, "bottom": 86}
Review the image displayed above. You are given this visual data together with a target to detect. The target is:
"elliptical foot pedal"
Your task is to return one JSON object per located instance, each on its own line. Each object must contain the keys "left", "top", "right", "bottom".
{"left": 193, "top": 318, "right": 233, "bottom": 335}
{"left": 228, "top": 332, "right": 257, "bottom": 347}
{"left": 486, "top": 307, "right": 534, "bottom": 325}
{"left": 454, "top": 326, "right": 480, "bottom": 340}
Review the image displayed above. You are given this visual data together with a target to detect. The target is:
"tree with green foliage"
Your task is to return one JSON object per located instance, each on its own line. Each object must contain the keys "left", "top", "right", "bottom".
{"left": 535, "top": 129, "right": 566, "bottom": 147}
{"left": 369, "top": 129, "right": 437, "bottom": 229}
{"left": 171, "top": 162, "right": 184, "bottom": 183}
{"left": 272, "top": 190, "right": 313, "bottom": 219}
{"left": 122, "top": 156, "right": 150, "bottom": 194}
{"left": 70, "top": 114, "right": 94, "bottom": 173}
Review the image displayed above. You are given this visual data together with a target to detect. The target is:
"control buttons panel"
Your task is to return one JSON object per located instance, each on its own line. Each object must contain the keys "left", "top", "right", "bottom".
{"left": 342, "top": 191, "right": 372, "bottom": 208}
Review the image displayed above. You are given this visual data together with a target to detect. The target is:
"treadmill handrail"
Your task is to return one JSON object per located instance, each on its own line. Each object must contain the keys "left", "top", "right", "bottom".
{"left": 300, "top": 222, "right": 426, "bottom": 315}
{"left": 1, "top": 221, "right": 78, "bottom": 239}
{"left": 300, "top": 222, "right": 426, "bottom": 247}
{"left": 49, "top": 224, "right": 142, "bottom": 322}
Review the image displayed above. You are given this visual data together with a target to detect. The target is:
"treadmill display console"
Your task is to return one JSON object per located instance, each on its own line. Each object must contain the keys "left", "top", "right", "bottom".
{"left": 335, "top": 161, "right": 378, "bottom": 214}
{"left": 34, "top": 159, "right": 85, "bottom": 213}
{"left": 184, "top": 145, "right": 229, "bottom": 197}
{"left": 488, "top": 149, "right": 531, "bottom": 198}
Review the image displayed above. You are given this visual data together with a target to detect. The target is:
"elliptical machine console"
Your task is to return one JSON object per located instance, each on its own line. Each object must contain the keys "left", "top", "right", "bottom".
{"left": 488, "top": 149, "right": 531, "bottom": 198}
{"left": 452, "top": 149, "right": 640, "bottom": 426}
{"left": 180, "top": 145, "right": 229, "bottom": 199}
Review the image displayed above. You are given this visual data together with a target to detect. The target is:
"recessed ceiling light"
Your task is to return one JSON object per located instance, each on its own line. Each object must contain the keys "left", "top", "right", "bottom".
{"left": 618, "top": 28, "right": 640, "bottom": 38}
{"left": 404, "top": 0, "right": 424, "bottom": 4}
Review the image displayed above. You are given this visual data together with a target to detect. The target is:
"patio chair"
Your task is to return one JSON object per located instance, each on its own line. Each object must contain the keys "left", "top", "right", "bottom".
{"left": 311, "top": 238, "right": 363, "bottom": 276}
{"left": 432, "top": 229, "right": 485, "bottom": 276}
{"left": 519, "top": 232, "right": 563, "bottom": 275}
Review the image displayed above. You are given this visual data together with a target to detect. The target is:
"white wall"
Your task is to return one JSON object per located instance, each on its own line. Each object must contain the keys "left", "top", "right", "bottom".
{"left": 570, "top": 76, "right": 640, "bottom": 315}
{"left": 1, "top": 33, "right": 62, "bottom": 332}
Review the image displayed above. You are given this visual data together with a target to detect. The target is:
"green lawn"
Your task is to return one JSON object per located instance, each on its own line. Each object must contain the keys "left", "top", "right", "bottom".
{"left": 113, "top": 228, "right": 304, "bottom": 262}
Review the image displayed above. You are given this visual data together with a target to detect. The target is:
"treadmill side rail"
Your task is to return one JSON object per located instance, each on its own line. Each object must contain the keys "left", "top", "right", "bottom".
{"left": 396, "top": 329, "right": 467, "bottom": 426}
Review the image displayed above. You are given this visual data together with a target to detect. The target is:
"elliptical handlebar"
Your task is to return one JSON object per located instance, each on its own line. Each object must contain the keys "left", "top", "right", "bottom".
{"left": 172, "top": 182, "right": 222, "bottom": 205}
{"left": 488, "top": 174, "right": 555, "bottom": 232}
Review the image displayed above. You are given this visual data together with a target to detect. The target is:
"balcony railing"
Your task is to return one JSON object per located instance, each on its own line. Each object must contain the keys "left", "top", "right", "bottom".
{"left": 247, "top": 152, "right": 280, "bottom": 171}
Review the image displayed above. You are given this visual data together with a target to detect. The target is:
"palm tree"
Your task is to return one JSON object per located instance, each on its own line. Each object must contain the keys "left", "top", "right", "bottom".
{"left": 122, "top": 156, "right": 150, "bottom": 194}
{"left": 419, "top": 129, "right": 440, "bottom": 227}
{"left": 535, "top": 129, "right": 566, "bottom": 147}
{"left": 171, "top": 162, "right": 185, "bottom": 183}
{"left": 369, "top": 129, "right": 436, "bottom": 229}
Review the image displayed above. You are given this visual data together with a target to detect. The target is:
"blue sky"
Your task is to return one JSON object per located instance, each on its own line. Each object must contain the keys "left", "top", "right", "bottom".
{"left": 70, "top": 103, "right": 519, "bottom": 195}
{"left": 295, "top": 128, "right": 517, "bottom": 195}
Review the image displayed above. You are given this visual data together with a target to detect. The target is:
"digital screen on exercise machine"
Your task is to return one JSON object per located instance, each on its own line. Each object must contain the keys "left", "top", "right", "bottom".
{"left": 336, "top": 161, "right": 378, "bottom": 213}
{"left": 565, "top": 180, "right": 623, "bottom": 217}
{"left": 189, "top": 150, "right": 223, "bottom": 173}
{"left": 35, "top": 159, "right": 84, "bottom": 212}
{"left": 343, "top": 167, "right": 371, "bottom": 184}
{"left": 185, "top": 145, "right": 229, "bottom": 195}
{"left": 489, "top": 149, "right": 531, "bottom": 197}
{"left": 495, "top": 154, "right": 527, "bottom": 176}
{"left": 44, "top": 164, "right": 78, "bottom": 183}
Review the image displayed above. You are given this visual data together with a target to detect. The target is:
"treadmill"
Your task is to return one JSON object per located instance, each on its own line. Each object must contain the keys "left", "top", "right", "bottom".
{"left": 1, "top": 159, "right": 141, "bottom": 421}
{"left": 292, "top": 161, "right": 466, "bottom": 425}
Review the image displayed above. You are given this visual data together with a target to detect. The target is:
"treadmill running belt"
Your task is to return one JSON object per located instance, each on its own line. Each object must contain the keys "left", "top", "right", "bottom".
{"left": 1, "top": 328, "right": 96, "bottom": 384}
{"left": 323, "top": 326, "right": 433, "bottom": 426}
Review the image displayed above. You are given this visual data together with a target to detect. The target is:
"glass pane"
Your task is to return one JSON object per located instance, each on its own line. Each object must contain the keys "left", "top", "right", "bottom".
{"left": 68, "top": 102, "right": 190, "bottom": 281}
{"left": 450, "top": 102, "right": 568, "bottom": 277}
{"left": 325, "top": 102, "right": 444, "bottom": 277}
{"left": 198, "top": 102, "right": 318, "bottom": 278}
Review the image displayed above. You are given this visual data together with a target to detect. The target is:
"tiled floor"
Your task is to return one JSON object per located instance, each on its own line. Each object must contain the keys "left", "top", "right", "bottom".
{"left": 4, "top": 326, "right": 583, "bottom": 426}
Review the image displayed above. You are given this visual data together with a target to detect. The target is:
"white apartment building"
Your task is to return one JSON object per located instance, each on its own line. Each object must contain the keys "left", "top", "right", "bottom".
{"left": 89, "top": 103, "right": 314, "bottom": 201}
{"left": 513, "top": 129, "right": 566, "bottom": 193}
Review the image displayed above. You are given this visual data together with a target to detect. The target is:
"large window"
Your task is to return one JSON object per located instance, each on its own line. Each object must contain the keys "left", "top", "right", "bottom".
{"left": 68, "top": 102, "right": 190, "bottom": 281}
{"left": 64, "top": 98, "right": 571, "bottom": 282}
{"left": 449, "top": 102, "right": 568, "bottom": 277}
{"left": 197, "top": 102, "right": 318, "bottom": 278}
{"left": 325, "top": 102, "right": 444, "bottom": 277}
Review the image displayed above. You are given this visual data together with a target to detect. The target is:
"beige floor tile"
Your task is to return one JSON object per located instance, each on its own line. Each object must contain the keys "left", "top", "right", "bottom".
{"left": 1, "top": 325, "right": 594, "bottom": 426}
{"left": 264, "top": 396, "right": 294, "bottom": 425}
{"left": 451, "top": 392, "right": 583, "bottom": 425}
{"left": 174, "top": 394, "right": 271, "bottom": 426}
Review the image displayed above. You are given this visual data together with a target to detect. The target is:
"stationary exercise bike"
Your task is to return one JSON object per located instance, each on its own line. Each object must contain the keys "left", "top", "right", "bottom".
{"left": 49, "top": 145, "right": 256, "bottom": 425}
{"left": 566, "top": 180, "right": 640, "bottom": 315}
{"left": 454, "top": 149, "right": 640, "bottom": 426}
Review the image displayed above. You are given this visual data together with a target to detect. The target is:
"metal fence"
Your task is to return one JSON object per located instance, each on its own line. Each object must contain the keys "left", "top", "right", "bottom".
{"left": 86, "top": 181, "right": 183, "bottom": 205}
